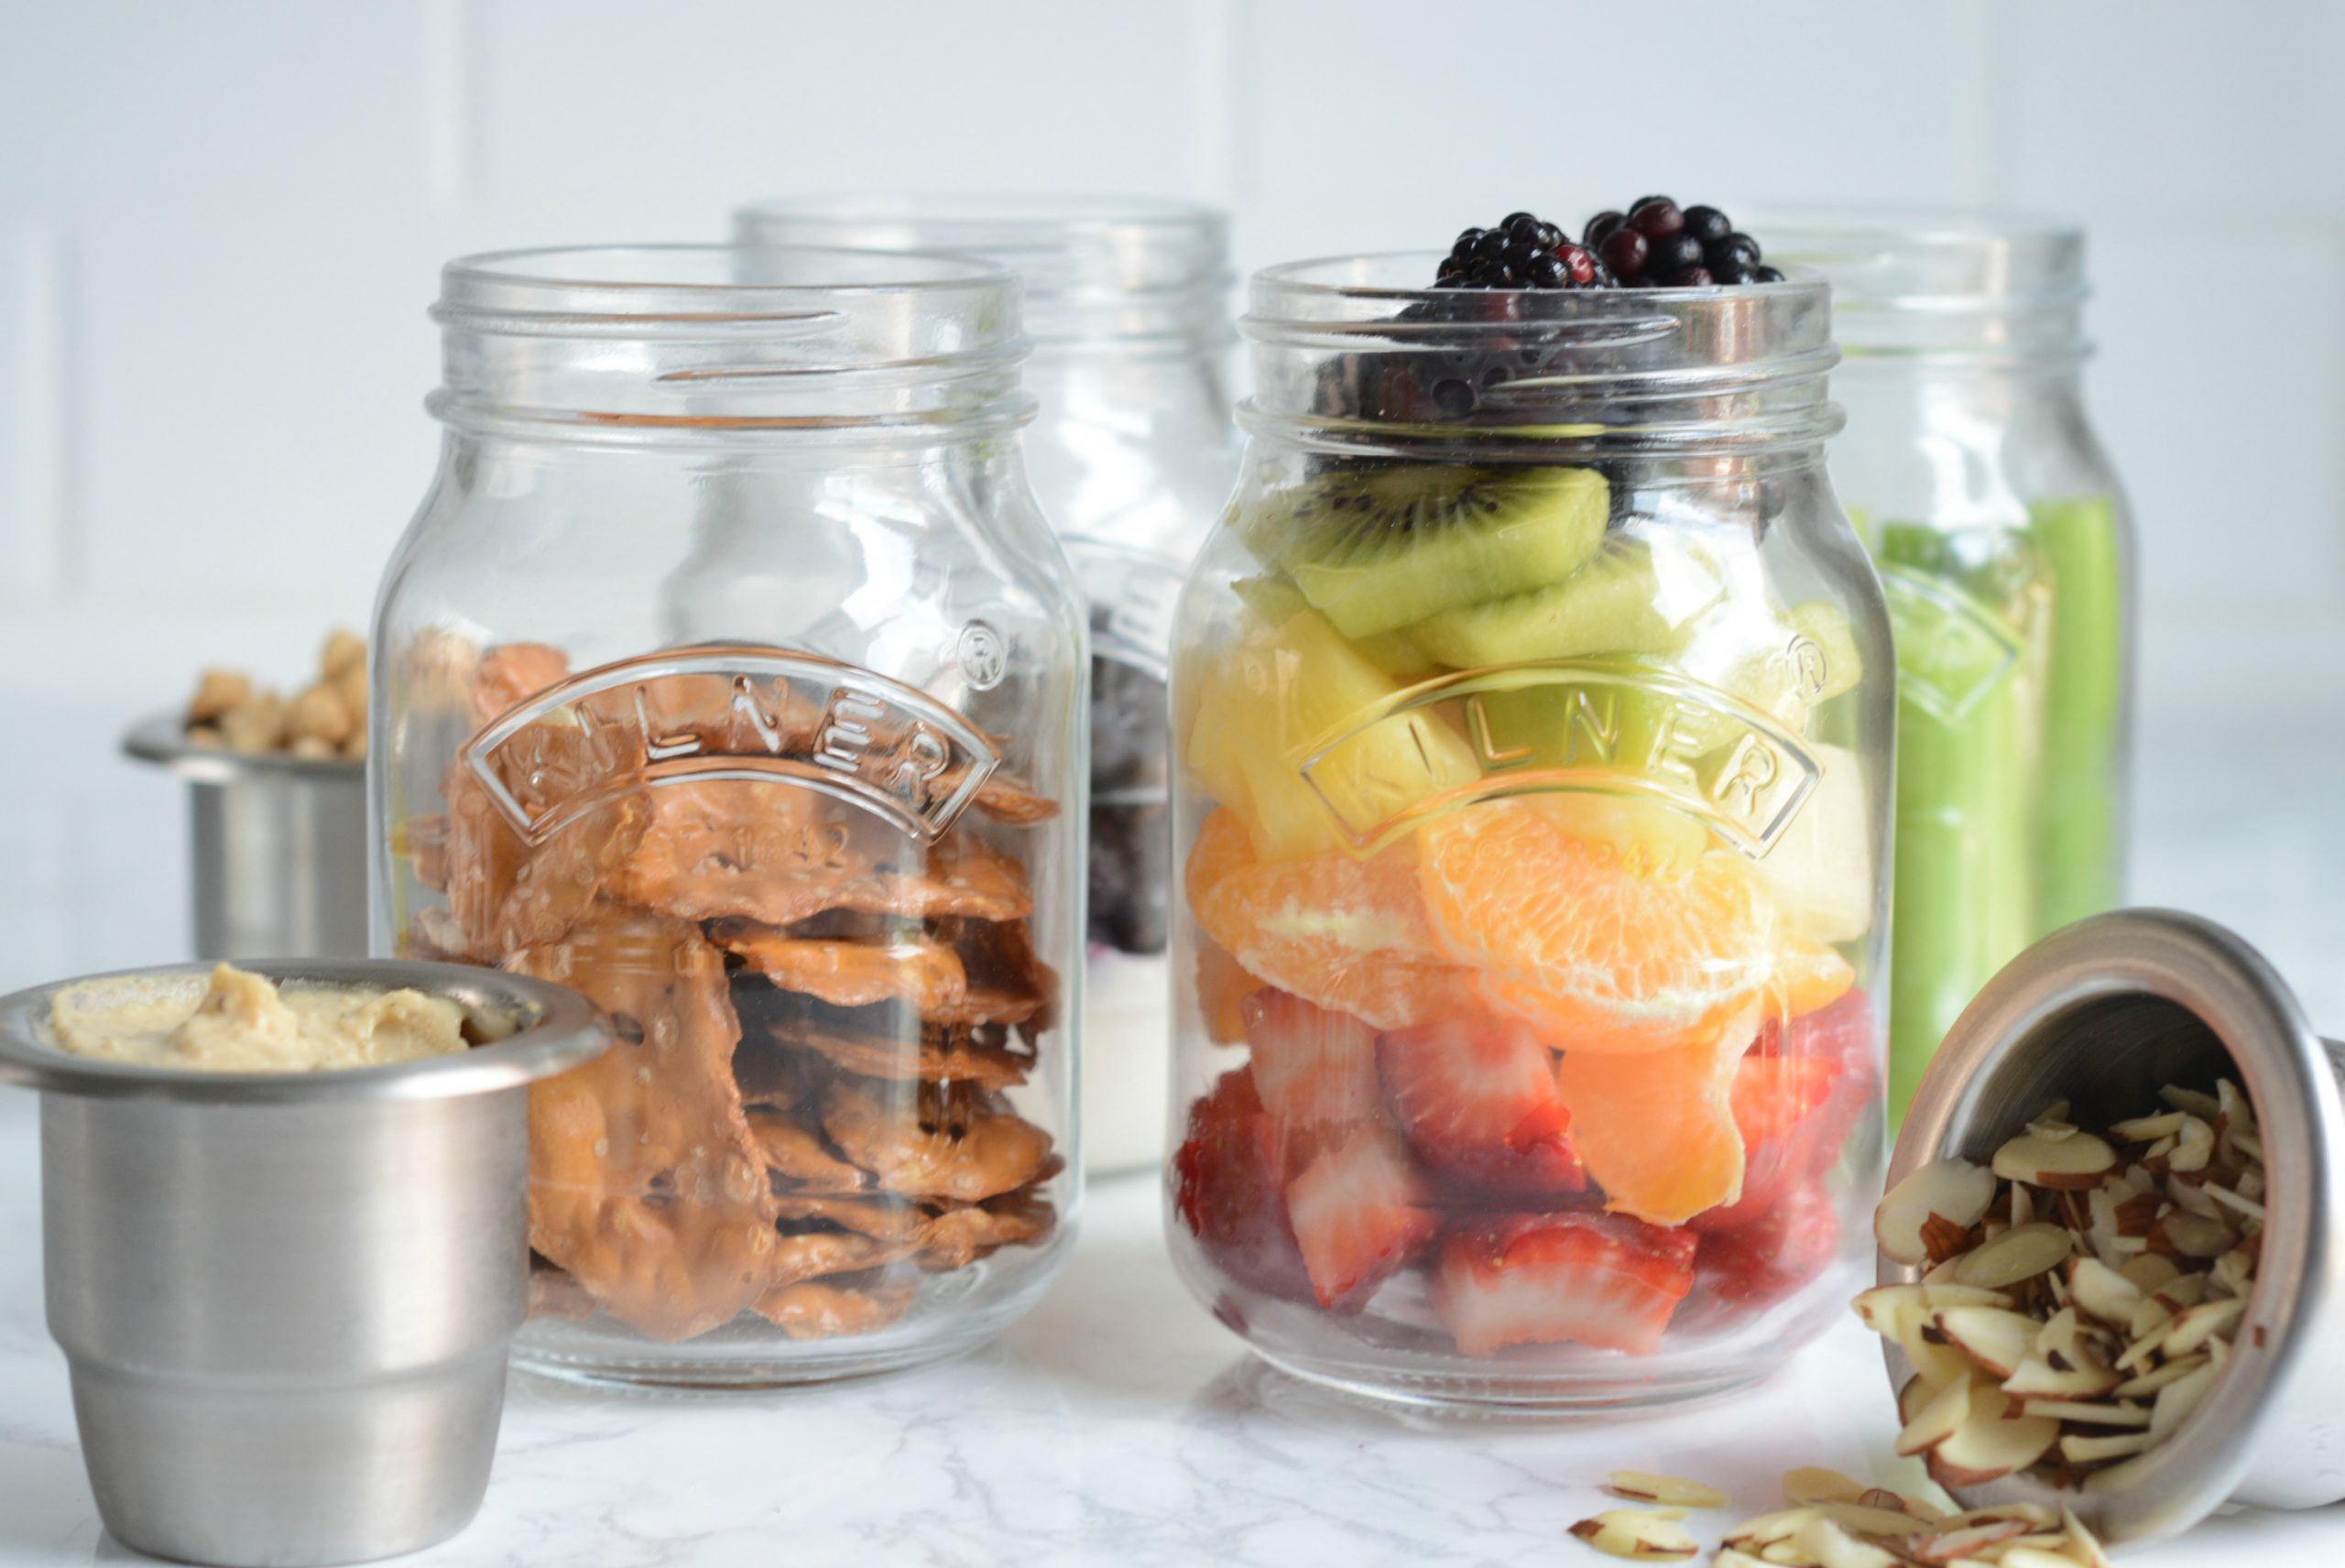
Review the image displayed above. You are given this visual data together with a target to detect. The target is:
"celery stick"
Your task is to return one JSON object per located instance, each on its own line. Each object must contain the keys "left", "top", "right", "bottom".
{"left": 2028, "top": 496, "right": 2129, "bottom": 931}
{"left": 1877, "top": 524, "right": 2040, "bottom": 1120}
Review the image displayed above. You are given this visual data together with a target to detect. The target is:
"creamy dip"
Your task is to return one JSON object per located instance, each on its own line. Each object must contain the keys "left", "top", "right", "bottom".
{"left": 49, "top": 964, "right": 471, "bottom": 1073}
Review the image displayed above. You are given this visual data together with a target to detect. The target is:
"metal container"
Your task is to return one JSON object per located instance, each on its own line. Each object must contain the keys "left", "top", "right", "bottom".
{"left": 125, "top": 715, "right": 370, "bottom": 960}
{"left": 1889, "top": 909, "right": 2345, "bottom": 1544}
{"left": 0, "top": 959, "right": 611, "bottom": 1568}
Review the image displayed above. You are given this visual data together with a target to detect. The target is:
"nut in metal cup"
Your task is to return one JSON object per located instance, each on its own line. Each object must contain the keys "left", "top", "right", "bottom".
{"left": 1889, "top": 909, "right": 2345, "bottom": 1544}
{"left": 0, "top": 960, "right": 612, "bottom": 1568}
{"left": 125, "top": 716, "right": 371, "bottom": 961}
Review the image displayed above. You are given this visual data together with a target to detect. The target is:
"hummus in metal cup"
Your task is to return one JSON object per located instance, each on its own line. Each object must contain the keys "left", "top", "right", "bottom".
{"left": 49, "top": 963, "right": 474, "bottom": 1073}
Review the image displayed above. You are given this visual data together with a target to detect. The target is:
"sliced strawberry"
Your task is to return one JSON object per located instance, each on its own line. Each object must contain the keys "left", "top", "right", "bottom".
{"left": 1244, "top": 988, "right": 1385, "bottom": 1180}
{"left": 1693, "top": 991, "right": 1878, "bottom": 1234}
{"left": 1431, "top": 1211, "right": 1696, "bottom": 1356}
{"left": 1283, "top": 1124, "right": 1437, "bottom": 1311}
{"left": 1695, "top": 1177, "right": 1841, "bottom": 1307}
{"left": 1172, "top": 1066, "right": 1311, "bottom": 1300}
{"left": 1787, "top": 987, "right": 1879, "bottom": 1174}
{"left": 1378, "top": 1012, "right": 1587, "bottom": 1198}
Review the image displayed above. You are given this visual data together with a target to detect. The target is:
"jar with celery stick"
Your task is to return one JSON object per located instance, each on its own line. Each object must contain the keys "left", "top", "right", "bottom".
{"left": 1165, "top": 252, "right": 1892, "bottom": 1409}
{"left": 1766, "top": 210, "right": 2134, "bottom": 1122}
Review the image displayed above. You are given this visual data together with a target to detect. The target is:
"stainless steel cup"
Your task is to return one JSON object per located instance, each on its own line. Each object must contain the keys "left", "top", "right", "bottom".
{"left": 0, "top": 959, "right": 612, "bottom": 1568}
{"left": 1889, "top": 908, "right": 2345, "bottom": 1544}
{"left": 125, "top": 715, "right": 370, "bottom": 960}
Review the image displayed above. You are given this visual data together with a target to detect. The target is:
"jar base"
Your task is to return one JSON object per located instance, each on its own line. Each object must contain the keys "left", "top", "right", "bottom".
{"left": 1246, "top": 1344, "right": 1779, "bottom": 1418}
{"left": 512, "top": 1333, "right": 984, "bottom": 1392}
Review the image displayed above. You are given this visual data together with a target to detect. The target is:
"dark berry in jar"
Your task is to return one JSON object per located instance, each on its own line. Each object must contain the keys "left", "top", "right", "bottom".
{"left": 1534, "top": 222, "right": 1564, "bottom": 251}
{"left": 1707, "top": 232, "right": 1761, "bottom": 272}
{"left": 1583, "top": 210, "right": 1626, "bottom": 247}
{"left": 1630, "top": 199, "right": 1684, "bottom": 239}
{"left": 1651, "top": 232, "right": 1705, "bottom": 277}
{"left": 1683, "top": 205, "right": 1733, "bottom": 246}
{"left": 1452, "top": 227, "right": 1487, "bottom": 260}
{"left": 1526, "top": 252, "right": 1568, "bottom": 289}
{"left": 1503, "top": 211, "right": 1541, "bottom": 237}
{"left": 1665, "top": 265, "right": 1715, "bottom": 288}
{"left": 1630, "top": 194, "right": 1674, "bottom": 213}
{"left": 1474, "top": 230, "right": 1511, "bottom": 263}
{"left": 1710, "top": 259, "right": 1754, "bottom": 285}
{"left": 1751, "top": 265, "right": 1785, "bottom": 284}
{"left": 1558, "top": 244, "right": 1598, "bottom": 287}
{"left": 1601, "top": 227, "right": 1649, "bottom": 281}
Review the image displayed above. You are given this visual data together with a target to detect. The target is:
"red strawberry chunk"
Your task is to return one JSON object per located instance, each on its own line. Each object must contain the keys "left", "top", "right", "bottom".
{"left": 1283, "top": 1125, "right": 1437, "bottom": 1311}
{"left": 1172, "top": 1067, "right": 1312, "bottom": 1300}
{"left": 1432, "top": 1211, "right": 1696, "bottom": 1356}
{"left": 1378, "top": 1012, "right": 1587, "bottom": 1198}
{"left": 1694, "top": 991, "right": 1877, "bottom": 1235}
{"left": 1244, "top": 989, "right": 1385, "bottom": 1180}
{"left": 1696, "top": 1176, "right": 1841, "bottom": 1307}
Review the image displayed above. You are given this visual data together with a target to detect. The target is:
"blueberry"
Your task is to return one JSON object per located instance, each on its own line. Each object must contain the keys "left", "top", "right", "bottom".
{"left": 1630, "top": 194, "right": 1674, "bottom": 213}
{"left": 1665, "top": 265, "right": 1715, "bottom": 288}
{"left": 1474, "top": 230, "right": 1512, "bottom": 262}
{"left": 1683, "top": 205, "right": 1733, "bottom": 245}
{"left": 1651, "top": 232, "right": 1705, "bottom": 275}
{"left": 1583, "top": 210, "right": 1626, "bottom": 246}
{"left": 1706, "top": 233, "right": 1761, "bottom": 272}
{"left": 1527, "top": 253, "right": 1568, "bottom": 289}
{"left": 1710, "top": 259, "right": 1755, "bottom": 285}
{"left": 1452, "top": 227, "right": 1486, "bottom": 260}
{"left": 1431, "top": 378, "right": 1478, "bottom": 416}
{"left": 1751, "top": 265, "right": 1785, "bottom": 284}
{"left": 1503, "top": 212, "right": 1542, "bottom": 238}
{"left": 1534, "top": 222, "right": 1564, "bottom": 251}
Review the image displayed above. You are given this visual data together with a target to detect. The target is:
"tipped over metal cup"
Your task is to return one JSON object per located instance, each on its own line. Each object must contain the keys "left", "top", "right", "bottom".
{"left": 1889, "top": 909, "right": 2345, "bottom": 1544}
{"left": 0, "top": 959, "right": 612, "bottom": 1567}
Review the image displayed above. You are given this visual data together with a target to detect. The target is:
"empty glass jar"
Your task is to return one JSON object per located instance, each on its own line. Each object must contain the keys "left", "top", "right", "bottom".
{"left": 1165, "top": 256, "right": 1892, "bottom": 1409}
{"left": 1767, "top": 211, "right": 2134, "bottom": 1119}
{"left": 371, "top": 245, "right": 1085, "bottom": 1387}
{"left": 736, "top": 197, "right": 1238, "bottom": 1173}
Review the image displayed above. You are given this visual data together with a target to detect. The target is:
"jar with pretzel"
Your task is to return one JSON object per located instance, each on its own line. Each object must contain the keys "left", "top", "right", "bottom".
{"left": 372, "top": 245, "right": 1085, "bottom": 1386}
{"left": 1167, "top": 256, "right": 1892, "bottom": 1408}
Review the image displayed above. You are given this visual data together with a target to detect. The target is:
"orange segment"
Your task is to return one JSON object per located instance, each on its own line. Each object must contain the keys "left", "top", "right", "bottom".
{"left": 1185, "top": 807, "right": 1258, "bottom": 908}
{"left": 1554, "top": 1003, "right": 1758, "bottom": 1225}
{"left": 1194, "top": 837, "right": 1480, "bottom": 1031}
{"left": 1418, "top": 798, "right": 1781, "bottom": 1053}
{"left": 1194, "top": 940, "right": 1260, "bottom": 1045}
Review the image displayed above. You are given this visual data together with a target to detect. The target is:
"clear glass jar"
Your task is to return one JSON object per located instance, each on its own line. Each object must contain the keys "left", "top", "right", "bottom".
{"left": 736, "top": 197, "right": 1238, "bottom": 1174}
{"left": 1165, "top": 257, "right": 1892, "bottom": 1410}
{"left": 1765, "top": 212, "right": 2134, "bottom": 1120}
{"left": 370, "top": 245, "right": 1086, "bottom": 1387}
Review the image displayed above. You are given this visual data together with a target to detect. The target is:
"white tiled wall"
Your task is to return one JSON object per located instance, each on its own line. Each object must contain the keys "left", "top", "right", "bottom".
{"left": 0, "top": 0, "right": 2338, "bottom": 985}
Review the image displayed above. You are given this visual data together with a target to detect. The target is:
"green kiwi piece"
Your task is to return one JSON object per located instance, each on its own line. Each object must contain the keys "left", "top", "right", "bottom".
{"left": 1232, "top": 573, "right": 1440, "bottom": 682}
{"left": 1405, "top": 534, "right": 1722, "bottom": 670}
{"left": 1238, "top": 464, "right": 1611, "bottom": 639}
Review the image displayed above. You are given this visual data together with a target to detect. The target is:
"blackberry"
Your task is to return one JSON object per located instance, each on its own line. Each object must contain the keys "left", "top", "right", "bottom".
{"left": 1429, "top": 211, "right": 1606, "bottom": 292}
{"left": 1629, "top": 198, "right": 1685, "bottom": 239}
{"left": 1706, "top": 232, "right": 1761, "bottom": 273}
{"left": 1650, "top": 232, "right": 1705, "bottom": 277}
{"left": 1581, "top": 199, "right": 1779, "bottom": 289}
{"left": 1583, "top": 210, "right": 1626, "bottom": 247}
{"left": 1683, "top": 205, "right": 1733, "bottom": 246}
{"left": 1600, "top": 226, "right": 1649, "bottom": 282}
{"left": 1750, "top": 265, "right": 1784, "bottom": 284}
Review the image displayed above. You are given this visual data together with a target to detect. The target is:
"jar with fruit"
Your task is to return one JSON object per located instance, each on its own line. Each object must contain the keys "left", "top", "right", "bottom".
{"left": 372, "top": 245, "right": 1085, "bottom": 1387}
{"left": 1166, "top": 204, "right": 1892, "bottom": 1409}
{"left": 736, "top": 197, "right": 1240, "bottom": 1174}
{"left": 1763, "top": 212, "right": 2133, "bottom": 1121}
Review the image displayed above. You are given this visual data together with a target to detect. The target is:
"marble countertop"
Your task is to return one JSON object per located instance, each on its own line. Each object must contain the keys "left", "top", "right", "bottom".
{"left": 0, "top": 1127, "right": 2333, "bottom": 1567}
{"left": 0, "top": 699, "right": 2340, "bottom": 1565}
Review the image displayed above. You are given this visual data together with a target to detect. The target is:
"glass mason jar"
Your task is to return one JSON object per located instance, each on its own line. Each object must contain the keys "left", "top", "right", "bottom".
{"left": 1165, "top": 257, "right": 1893, "bottom": 1409}
{"left": 736, "top": 197, "right": 1238, "bottom": 1175}
{"left": 1766, "top": 212, "right": 2133, "bottom": 1120}
{"left": 370, "top": 245, "right": 1087, "bottom": 1387}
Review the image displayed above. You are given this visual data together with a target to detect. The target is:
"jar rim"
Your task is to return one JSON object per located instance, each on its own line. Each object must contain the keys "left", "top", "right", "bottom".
{"left": 1245, "top": 252, "right": 1829, "bottom": 336}
{"left": 436, "top": 243, "right": 1020, "bottom": 332}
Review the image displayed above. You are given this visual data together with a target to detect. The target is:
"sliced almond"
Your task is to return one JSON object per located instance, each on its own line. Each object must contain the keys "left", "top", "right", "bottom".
{"left": 1896, "top": 1374, "right": 1974, "bottom": 1456}
{"left": 1925, "top": 1386, "right": 2061, "bottom": 1487}
{"left": 1715, "top": 1553, "right": 1772, "bottom": 1568}
{"left": 1792, "top": 1517, "right": 1899, "bottom": 1568}
{"left": 2061, "top": 1429, "right": 2158, "bottom": 1464}
{"left": 2008, "top": 1182, "right": 2036, "bottom": 1228}
{"left": 2210, "top": 1246, "right": 2256, "bottom": 1300}
{"left": 1906, "top": 1518, "right": 2031, "bottom": 1564}
{"left": 2001, "top": 1355, "right": 2121, "bottom": 1399}
{"left": 1876, "top": 1159, "right": 1997, "bottom": 1265}
{"left": 2165, "top": 1175, "right": 2221, "bottom": 1219}
{"left": 2167, "top": 1116, "right": 2216, "bottom": 1173}
{"left": 2017, "top": 1399, "right": 2149, "bottom": 1427}
{"left": 2118, "top": 1254, "right": 2182, "bottom": 1293}
{"left": 2065, "top": 1258, "right": 2145, "bottom": 1329}
{"left": 2061, "top": 1503, "right": 2116, "bottom": 1568}
{"left": 2161, "top": 1296, "right": 2244, "bottom": 1358}
{"left": 1724, "top": 1508, "right": 1823, "bottom": 1549}
{"left": 2160, "top": 1084, "right": 2220, "bottom": 1119}
{"left": 1782, "top": 1469, "right": 1867, "bottom": 1508}
{"left": 1892, "top": 1300, "right": 1982, "bottom": 1388}
{"left": 2108, "top": 1110, "right": 2186, "bottom": 1144}
{"left": 1992, "top": 1128, "right": 2117, "bottom": 1190}
{"left": 1999, "top": 1550, "right": 2090, "bottom": 1568}
{"left": 1569, "top": 1508, "right": 1699, "bottom": 1561}
{"left": 1898, "top": 1374, "right": 1937, "bottom": 1425}
{"left": 1814, "top": 1503, "right": 1936, "bottom": 1538}
{"left": 1935, "top": 1306, "right": 2041, "bottom": 1378}
{"left": 2203, "top": 1182, "right": 2265, "bottom": 1224}
{"left": 2150, "top": 1208, "right": 2237, "bottom": 1259}
{"left": 1953, "top": 1222, "right": 2072, "bottom": 1290}
{"left": 1604, "top": 1472, "right": 1729, "bottom": 1509}
{"left": 1756, "top": 1543, "right": 1809, "bottom": 1566}
{"left": 2114, "top": 1352, "right": 2209, "bottom": 1399}
{"left": 2153, "top": 1272, "right": 2209, "bottom": 1312}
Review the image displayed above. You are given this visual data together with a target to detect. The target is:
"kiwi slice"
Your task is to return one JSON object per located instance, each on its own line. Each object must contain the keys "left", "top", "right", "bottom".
{"left": 1238, "top": 464, "right": 1610, "bottom": 639}
{"left": 1407, "top": 534, "right": 1723, "bottom": 670}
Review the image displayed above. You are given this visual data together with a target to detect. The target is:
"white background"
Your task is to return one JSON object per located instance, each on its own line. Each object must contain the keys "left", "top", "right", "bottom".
{"left": 0, "top": 0, "right": 2340, "bottom": 1001}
